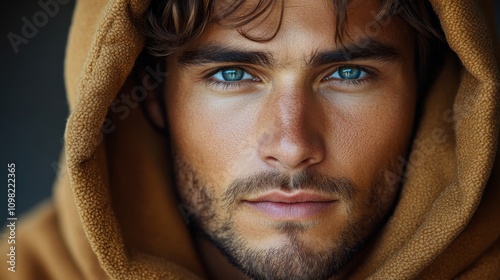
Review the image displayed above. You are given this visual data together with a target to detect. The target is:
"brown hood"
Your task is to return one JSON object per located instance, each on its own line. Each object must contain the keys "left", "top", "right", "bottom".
{"left": 2, "top": 0, "right": 499, "bottom": 279}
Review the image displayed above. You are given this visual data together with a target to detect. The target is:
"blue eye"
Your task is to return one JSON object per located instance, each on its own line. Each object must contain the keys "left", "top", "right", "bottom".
{"left": 329, "top": 66, "right": 367, "bottom": 80}
{"left": 212, "top": 67, "right": 255, "bottom": 82}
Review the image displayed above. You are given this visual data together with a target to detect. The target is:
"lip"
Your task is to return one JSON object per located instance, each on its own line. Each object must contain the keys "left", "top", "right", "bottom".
{"left": 243, "top": 191, "right": 337, "bottom": 219}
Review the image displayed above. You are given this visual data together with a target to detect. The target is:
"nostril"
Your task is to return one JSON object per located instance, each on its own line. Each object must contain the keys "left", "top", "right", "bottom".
{"left": 264, "top": 156, "right": 281, "bottom": 168}
{"left": 299, "top": 157, "right": 315, "bottom": 167}
{"left": 263, "top": 150, "right": 322, "bottom": 171}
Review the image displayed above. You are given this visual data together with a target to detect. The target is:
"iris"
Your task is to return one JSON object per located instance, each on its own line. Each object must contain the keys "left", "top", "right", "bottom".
{"left": 221, "top": 68, "right": 244, "bottom": 81}
{"left": 337, "top": 66, "right": 362, "bottom": 80}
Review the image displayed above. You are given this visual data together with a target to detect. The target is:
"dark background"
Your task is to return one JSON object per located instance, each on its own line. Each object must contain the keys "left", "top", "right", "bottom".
{"left": 1, "top": 0, "right": 75, "bottom": 224}
{"left": 1, "top": 1, "right": 500, "bottom": 225}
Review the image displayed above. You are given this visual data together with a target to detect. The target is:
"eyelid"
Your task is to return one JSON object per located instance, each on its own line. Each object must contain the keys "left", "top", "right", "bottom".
{"left": 202, "top": 65, "right": 263, "bottom": 90}
{"left": 322, "top": 64, "right": 374, "bottom": 81}
{"left": 213, "top": 68, "right": 255, "bottom": 82}
{"left": 204, "top": 65, "right": 260, "bottom": 80}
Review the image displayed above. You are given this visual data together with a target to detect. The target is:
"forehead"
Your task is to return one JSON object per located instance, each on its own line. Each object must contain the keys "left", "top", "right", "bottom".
{"left": 187, "top": 0, "right": 413, "bottom": 54}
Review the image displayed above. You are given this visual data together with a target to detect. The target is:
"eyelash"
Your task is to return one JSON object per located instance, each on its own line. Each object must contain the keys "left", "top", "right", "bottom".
{"left": 322, "top": 65, "right": 375, "bottom": 87}
{"left": 204, "top": 66, "right": 259, "bottom": 90}
{"left": 203, "top": 64, "right": 376, "bottom": 90}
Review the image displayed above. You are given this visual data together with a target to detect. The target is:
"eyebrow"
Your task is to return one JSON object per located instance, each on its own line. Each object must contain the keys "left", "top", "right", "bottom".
{"left": 308, "top": 39, "right": 400, "bottom": 67}
{"left": 177, "top": 38, "right": 400, "bottom": 68}
{"left": 178, "top": 45, "right": 274, "bottom": 67}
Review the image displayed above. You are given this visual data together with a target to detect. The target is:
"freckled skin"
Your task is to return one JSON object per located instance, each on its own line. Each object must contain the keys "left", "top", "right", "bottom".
{"left": 157, "top": 0, "right": 417, "bottom": 279}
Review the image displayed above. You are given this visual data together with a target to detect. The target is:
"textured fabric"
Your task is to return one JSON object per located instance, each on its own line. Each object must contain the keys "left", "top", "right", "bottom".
{"left": 1, "top": 0, "right": 499, "bottom": 279}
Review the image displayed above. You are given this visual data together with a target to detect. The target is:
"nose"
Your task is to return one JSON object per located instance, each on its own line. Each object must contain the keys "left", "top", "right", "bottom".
{"left": 257, "top": 84, "right": 326, "bottom": 171}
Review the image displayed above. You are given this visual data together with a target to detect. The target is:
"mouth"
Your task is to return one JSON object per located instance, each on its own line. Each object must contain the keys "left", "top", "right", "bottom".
{"left": 242, "top": 191, "right": 337, "bottom": 220}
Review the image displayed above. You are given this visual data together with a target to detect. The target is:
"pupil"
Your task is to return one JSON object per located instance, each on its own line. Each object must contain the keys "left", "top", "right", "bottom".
{"left": 339, "top": 67, "right": 361, "bottom": 79}
{"left": 222, "top": 68, "right": 244, "bottom": 81}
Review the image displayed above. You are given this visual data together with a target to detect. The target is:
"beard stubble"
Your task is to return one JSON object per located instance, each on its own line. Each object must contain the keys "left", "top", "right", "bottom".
{"left": 172, "top": 150, "right": 400, "bottom": 280}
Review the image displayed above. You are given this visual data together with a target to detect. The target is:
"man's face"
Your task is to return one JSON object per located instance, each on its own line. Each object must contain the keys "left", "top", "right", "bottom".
{"left": 163, "top": 0, "right": 416, "bottom": 279}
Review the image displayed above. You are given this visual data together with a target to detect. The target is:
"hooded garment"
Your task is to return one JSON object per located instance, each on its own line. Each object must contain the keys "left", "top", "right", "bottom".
{"left": 1, "top": 0, "right": 500, "bottom": 279}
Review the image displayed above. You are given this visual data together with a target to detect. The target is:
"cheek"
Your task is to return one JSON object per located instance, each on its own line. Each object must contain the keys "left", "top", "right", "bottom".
{"left": 326, "top": 84, "right": 416, "bottom": 190}
{"left": 165, "top": 80, "right": 256, "bottom": 188}
{"left": 166, "top": 61, "right": 417, "bottom": 193}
